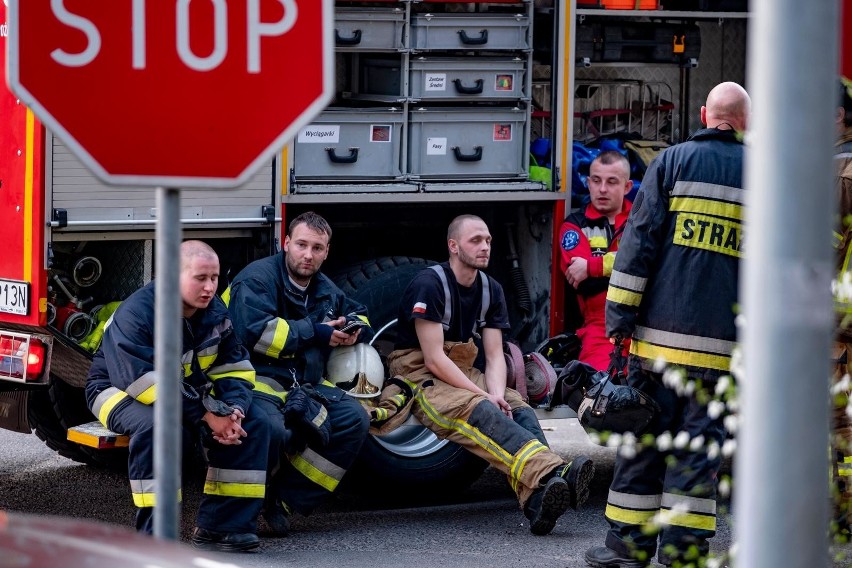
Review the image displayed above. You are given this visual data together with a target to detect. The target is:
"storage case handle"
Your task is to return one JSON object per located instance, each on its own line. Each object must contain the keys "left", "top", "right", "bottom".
{"left": 335, "top": 29, "right": 362, "bottom": 46}
{"left": 326, "top": 147, "right": 360, "bottom": 164}
{"left": 458, "top": 29, "right": 488, "bottom": 45}
{"left": 453, "top": 78, "right": 484, "bottom": 95}
{"left": 453, "top": 146, "right": 483, "bottom": 162}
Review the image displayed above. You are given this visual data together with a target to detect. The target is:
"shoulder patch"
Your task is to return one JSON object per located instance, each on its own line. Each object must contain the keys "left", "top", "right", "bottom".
{"left": 561, "top": 230, "right": 581, "bottom": 251}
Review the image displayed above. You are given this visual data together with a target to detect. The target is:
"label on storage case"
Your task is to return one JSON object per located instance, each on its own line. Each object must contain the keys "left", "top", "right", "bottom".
{"left": 299, "top": 125, "right": 340, "bottom": 144}
{"left": 427, "top": 138, "right": 447, "bottom": 155}
{"left": 425, "top": 73, "right": 447, "bottom": 91}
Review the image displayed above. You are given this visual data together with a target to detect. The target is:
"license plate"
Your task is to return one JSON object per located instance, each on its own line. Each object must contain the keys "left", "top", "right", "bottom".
{"left": 0, "top": 279, "right": 29, "bottom": 316}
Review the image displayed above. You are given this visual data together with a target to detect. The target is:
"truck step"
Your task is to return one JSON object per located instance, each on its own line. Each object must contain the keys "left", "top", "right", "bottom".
{"left": 67, "top": 421, "right": 129, "bottom": 449}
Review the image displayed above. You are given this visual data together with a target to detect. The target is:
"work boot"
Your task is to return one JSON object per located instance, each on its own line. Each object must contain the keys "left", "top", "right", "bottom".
{"left": 584, "top": 545, "right": 650, "bottom": 568}
{"left": 524, "top": 473, "right": 570, "bottom": 535}
{"left": 558, "top": 455, "right": 595, "bottom": 510}
{"left": 191, "top": 527, "right": 260, "bottom": 552}
{"left": 260, "top": 500, "right": 291, "bottom": 537}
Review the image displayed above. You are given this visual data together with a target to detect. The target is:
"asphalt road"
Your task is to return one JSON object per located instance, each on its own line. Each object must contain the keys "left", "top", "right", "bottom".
{"left": 0, "top": 419, "right": 749, "bottom": 568}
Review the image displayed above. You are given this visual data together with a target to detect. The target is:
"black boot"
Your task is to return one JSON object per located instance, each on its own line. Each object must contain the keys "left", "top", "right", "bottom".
{"left": 191, "top": 527, "right": 260, "bottom": 552}
{"left": 584, "top": 545, "right": 650, "bottom": 568}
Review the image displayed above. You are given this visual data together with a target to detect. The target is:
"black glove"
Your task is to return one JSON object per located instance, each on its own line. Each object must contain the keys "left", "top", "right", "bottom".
{"left": 282, "top": 385, "right": 332, "bottom": 448}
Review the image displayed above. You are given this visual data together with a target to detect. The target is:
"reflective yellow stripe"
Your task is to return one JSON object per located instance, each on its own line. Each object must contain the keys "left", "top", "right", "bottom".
{"left": 132, "top": 492, "right": 157, "bottom": 508}
{"left": 203, "top": 480, "right": 265, "bottom": 498}
{"left": 135, "top": 385, "right": 157, "bottom": 405}
{"left": 221, "top": 286, "right": 231, "bottom": 306}
{"left": 605, "top": 504, "right": 657, "bottom": 525}
{"left": 589, "top": 236, "right": 608, "bottom": 249}
{"left": 198, "top": 354, "right": 217, "bottom": 370}
{"left": 607, "top": 286, "right": 642, "bottom": 307}
{"left": 354, "top": 314, "right": 370, "bottom": 325}
{"left": 24, "top": 110, "right": 34, "bottom": 281}
{"left": 509, "top": 439, "right": 548, "bottom": 493}
{"left": 670, "top": 196, "right": 742, "bottom": 221}
{"left": 663, "top": 509, "right": 717, "bottom": 531}
{"left": 602, "top": 252, "right": 616, "bottom": 277}
{"left": 258, "top": 319, "right": 290, "bottom": 359}
{"left": 290, "top": 452, "right": 341, "bottom": 493}
{"left": 97, "top": 389, "right": 129, "bottom": 427}
{"left": 631, "top": 339, "right": 731, "bottom": 372}
{"left": 673, "top": 213, "right": 742, "bottom": 258}
{"left": 209, "top": 369, "right": 256, "bottom": 383}
{"left": 414, "top": 389, "right": 514, "bottom": 467}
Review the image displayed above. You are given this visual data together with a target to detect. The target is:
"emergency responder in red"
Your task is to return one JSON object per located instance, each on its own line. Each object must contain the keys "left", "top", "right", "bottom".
{"left": 387, "top": 214, "right": 595, "bottom": 536}
{"left": 85, "top": 241, "right": 275, "bottom": 552}
{"left": 584, "top": 82, "right": 751, "bottom": 568}
{"left": 832, "top": 76, "right": 852, "bottom": 528}
{"left": 559, "top": 151, "right": 634, "bottom": 371}
{"left": 225, "top": 211, "right": 371, "bottom": 536}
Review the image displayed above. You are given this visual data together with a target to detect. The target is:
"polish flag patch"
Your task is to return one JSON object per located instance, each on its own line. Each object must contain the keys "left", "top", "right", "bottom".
{"left": 413, "top": 302, "right": 427, "bottom": 314}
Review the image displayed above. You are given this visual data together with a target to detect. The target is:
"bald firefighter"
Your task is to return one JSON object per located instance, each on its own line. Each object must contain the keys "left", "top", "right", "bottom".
{"left": 86, "top": 240, "right": 276, "bottom": 552}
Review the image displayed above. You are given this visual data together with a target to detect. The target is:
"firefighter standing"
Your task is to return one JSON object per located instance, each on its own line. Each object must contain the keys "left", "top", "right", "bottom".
{"left": 559, "top": 151, "right": 634, "bottom": 371}
{"left": 225, "top": 211, "right": 371, "bottom": 536}
{"left": 85, "top": 241, "right": 275, "bottom": 552}
{"left": 386, "top": 214, "right": 595, "bottom": 536}
{"left": 584, "top": 82, "right": 751, "bottom": 568}
{"left": 832, "top": 76, "right": 852, "bottom": 529}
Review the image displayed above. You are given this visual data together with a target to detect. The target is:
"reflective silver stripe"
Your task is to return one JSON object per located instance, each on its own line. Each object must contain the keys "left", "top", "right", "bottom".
{"left": 125, "top": 371, "right": 157, "bottom": 399}
{"left": 634, "top": 326, "right": 736, "bottom": 356}
{"left": 661, "top": 492, "right": 716, "bottom": 515}
{"left": 130, "top": 478, "right": 157, "bottom": 494}
{"left": 429, "top": 265, "right": 452, "bottom": 331}
{"left": 300, "top": 447, "right": 346, "bottom": 482}
{"left": 257, "top": 318, "right": 286, "bottom": 354}
{"left": 91, "top": 386, "right": 125, "bottom": 419}
{"left": 607, "top": 489, "right": 661, "bottom": 510}
{"left": 208, "top": 360, "right": 255, "bottom": 375}
{"left": 197, "top": 345, "right": 218, "bottom": 358}
{"left": 610, "top": 270, "right": 647, "bottom": 293}
{"left": 181, "top": 350, "right": 193, "bottom": 365}
{"left": 479, "top": 272, "right": 490, "bottom": 325}
{"left": 206, "top": 468, "right": 267, "bottom": 485}
{"left": 672, "top": 180, "right": 745, "bottom": 205}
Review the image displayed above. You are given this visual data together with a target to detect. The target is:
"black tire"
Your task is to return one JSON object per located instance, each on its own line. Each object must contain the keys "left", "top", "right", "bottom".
{"left": 332, "top": 257, "right": 489, "bottom": 500}
{"left": 28, "top": 375, "right": 127, "bottom": 470}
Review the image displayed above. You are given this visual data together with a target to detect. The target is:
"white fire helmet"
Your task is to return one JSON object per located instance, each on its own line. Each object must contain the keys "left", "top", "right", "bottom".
{"left": 326, "top": 343, "right": 385, "bottom": 399}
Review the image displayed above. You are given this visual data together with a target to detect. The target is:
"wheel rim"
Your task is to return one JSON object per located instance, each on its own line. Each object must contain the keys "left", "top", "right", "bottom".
{"left": 369, "top": 319, "right": 449, "bottom": 459}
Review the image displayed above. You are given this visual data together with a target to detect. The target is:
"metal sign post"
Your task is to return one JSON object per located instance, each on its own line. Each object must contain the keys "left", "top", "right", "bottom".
{"left": 153, "top": 188, "right": 181, "bottom": 540}
{"left": 737, "top": 0, "right": 838, "bottom": 565}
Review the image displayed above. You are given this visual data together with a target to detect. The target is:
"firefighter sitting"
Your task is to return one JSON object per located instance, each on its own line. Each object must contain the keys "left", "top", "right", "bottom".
{"left": 85, "top": 240, "right": 277, "bottom": 552}
{"left": 559, "top": 150, "right": 633, "bottom": 372}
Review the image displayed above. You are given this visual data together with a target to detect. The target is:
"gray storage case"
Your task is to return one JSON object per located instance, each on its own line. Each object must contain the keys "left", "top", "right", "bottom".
{"left": 408, "top": 107, "right": 527, "bottom": 180}
{"left": 294, "top": 108, "right": 405, "bottom": 180}
{"left": 411, "top": 13, "right": 530, "bottom": 51}
{"left": 335, "top": 8, "right": 406, "bottom": 51}
{"left": 410, "top": 57, "right": 526, "bottom": 101}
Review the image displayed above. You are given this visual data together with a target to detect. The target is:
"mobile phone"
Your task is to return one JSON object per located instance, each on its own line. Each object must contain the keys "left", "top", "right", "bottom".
{"left": 339, "top": 319, "right": 366, "bottom": 335}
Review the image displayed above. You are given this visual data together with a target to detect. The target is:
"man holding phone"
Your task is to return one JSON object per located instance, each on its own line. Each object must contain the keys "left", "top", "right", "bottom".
{"left": 226, "top": 211, "right": 373, "bottom": 537}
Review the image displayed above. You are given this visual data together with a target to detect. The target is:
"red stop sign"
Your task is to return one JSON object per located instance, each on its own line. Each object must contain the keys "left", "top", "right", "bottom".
{"left": 6, "top": 0, "right": 334, "bottom": 188}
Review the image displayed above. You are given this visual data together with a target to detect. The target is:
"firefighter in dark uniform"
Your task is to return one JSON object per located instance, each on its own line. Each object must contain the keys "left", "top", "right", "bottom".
{"left": 387, "top": 214, "right": 595, "bottom": 536}
{"left": 559, "top": 150, "right": 634, "bottom": 371}
{"left": 584, "top": 82, "right": 751, "bottom": 568}
{"left": 85, "top": 240, "right": 275, "bottom": 552}
{"left": 225, "top": 211, "right": 371, "bottom": 536}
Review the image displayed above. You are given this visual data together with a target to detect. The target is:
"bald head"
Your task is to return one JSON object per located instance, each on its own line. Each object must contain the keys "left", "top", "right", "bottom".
{"left": 181, "top": 240, "right": 218, "bottom": 271}
{"left": 701, "top": 81, "right": 751, "bottom": 132}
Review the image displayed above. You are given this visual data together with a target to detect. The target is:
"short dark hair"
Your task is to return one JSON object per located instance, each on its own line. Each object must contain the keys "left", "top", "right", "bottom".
{"left": 841, "top": 78, "right": 852, "bottom": 127}
{"left": 447, "top": 214, "right": 485, "bottom": 241}
{"left": 288, "top": 211, "right": 332, "bottom": 240}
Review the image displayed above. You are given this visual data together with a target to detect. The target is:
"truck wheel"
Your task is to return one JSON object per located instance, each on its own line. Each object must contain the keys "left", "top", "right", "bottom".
{"left": 332, "top": 257, "right": 488, "bottom": 499}
{"left": 28, "top": 375, "right": 127, "bottom": 470}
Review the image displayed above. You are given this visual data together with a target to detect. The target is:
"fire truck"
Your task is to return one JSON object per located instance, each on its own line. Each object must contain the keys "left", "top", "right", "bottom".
{"left": 0, "top": 0, "right": 761, "bottom": 494}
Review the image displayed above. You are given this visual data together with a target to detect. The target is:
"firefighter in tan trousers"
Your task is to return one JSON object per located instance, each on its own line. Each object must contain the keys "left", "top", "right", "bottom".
{"left": 385, "top": 214, "right": 595, "bottom": 536}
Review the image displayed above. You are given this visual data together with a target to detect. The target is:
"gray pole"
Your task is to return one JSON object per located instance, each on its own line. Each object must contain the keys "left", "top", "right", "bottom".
{"left": 737, "top": 0, "right": 838, "bottom": 566}
{"left": 153, "top": 187, "right": 182, "bottom": 540}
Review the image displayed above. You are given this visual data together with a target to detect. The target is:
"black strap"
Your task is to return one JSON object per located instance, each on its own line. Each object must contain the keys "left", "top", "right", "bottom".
{"left": 607, "top": 336, "right": 627, "bottom": 384}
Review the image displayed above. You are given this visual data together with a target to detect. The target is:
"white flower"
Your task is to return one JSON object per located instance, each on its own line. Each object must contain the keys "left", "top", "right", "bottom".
{"left": 606, "top": 433, "right": 623, "bottom": 448}
{"left": 663, "top": 367, "right": 685, "bottom": 390}
{"left": 708, "top": 400, "right": 726, "bottom": 419}
{"left": 718, "top": 477, "right": 731, "bottom": 498}
{"left": 689, "top": 435, "right": 705, "bottom": 453}
{"left": 619, "top": 444, "right": 637, "bottom": 460}
{"left": 682, "top": 380, "right": 696, "bottom": 397}
{"left": 723, "top": 414, "right": 739, "bottom": 434}
{"left": 656, "top": 431, "right": 673, "bottom": 452}
{"left": 673, "top": 430, "right": 690, "bottom": 449}
{"left": 729, "top": 346, "right": 745, "bottom": 382}
{"left": 715, "top": 375, "right": 731, "bottom": 397}
{"left": 707, "top": 440, "right": 720, "bottom": 461}
{"left": 832, "top": 373, "right": 851, "bottom": 395}
{"left": 726, "top": 398, "right": 740, "bottom": 414}
{"left": 587, "top": 431, "right": 601, "bottom": 446}
{"left": 653, "top": 356, "right": 668, "bottom": 373}
{"left": 722, "top": 438, "right": 737, "bottom": 457}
